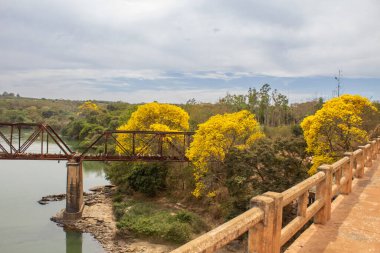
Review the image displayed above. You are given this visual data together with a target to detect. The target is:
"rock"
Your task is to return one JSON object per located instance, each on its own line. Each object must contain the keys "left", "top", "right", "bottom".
{"left": 38, "top": 194, "right": 66, "bottom": 204}
{"left": 88, "top": 186, "right": 104, "bottom": 192}
{"left": 89, "top": 185, "right": 115, "bottom": 192}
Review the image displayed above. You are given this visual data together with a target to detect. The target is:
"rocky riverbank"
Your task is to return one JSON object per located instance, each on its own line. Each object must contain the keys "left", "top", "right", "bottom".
{"left": 47, "top": 186, "right": 246, "bottom": 253}
{"left": 50, "top": 186, "right": 173, "bottom": 253}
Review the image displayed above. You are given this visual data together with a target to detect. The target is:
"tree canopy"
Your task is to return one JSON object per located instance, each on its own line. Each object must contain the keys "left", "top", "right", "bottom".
{"left": 218, "top": 84, "right": 291, "bottom": 126}
{"left": 301, "top": 94, "right": 377, "bottom": 174}
{"left": 116, "top": 102, "right": 190, "bottom": 154}
{"left": 78, "top": 101, "right": 100, "bottom": 113}
{"left": 223, "top": 137, "right": 309, "bottom": 217}
{"left": 186, "top": 110, "right": 264, "bottom": 197}
{"left": 117, "top": 102, "right": 189, "bottom": 132}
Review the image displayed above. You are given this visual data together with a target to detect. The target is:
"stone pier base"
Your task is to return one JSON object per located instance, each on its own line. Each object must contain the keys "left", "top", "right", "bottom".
{"left": 64, "top": 159, "right": 83, "bottom": 220}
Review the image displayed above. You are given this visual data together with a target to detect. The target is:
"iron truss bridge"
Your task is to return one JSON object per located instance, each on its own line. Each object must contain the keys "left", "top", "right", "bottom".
{"left": 0, "top": 123, "right": 194, "bottom": 162}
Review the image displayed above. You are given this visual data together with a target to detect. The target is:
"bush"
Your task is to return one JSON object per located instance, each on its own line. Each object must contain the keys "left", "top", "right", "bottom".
{"left": 115, "top": 201, "right": 207, "bottom": 244}
{"left": 105, "top": 162, "right": 168, "bottom": 197}
{"left": 127, "top": 163, "right": 168, "bottom": 196}
{"left": 165, "top": 223, "right": 191, "bottom": 243}
{"left": 222, "top": 137, "right": 310, "bottom": 219}
{"left": 175, "top": 210, "right": 209, "bottom": 233}
{"left": 291, "top": 124, "right": 303, "bottom": 137}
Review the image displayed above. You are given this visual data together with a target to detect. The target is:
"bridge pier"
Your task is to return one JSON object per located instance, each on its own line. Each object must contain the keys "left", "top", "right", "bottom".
{"left": 63, "top": 159, "right": 84, "bottom": 220}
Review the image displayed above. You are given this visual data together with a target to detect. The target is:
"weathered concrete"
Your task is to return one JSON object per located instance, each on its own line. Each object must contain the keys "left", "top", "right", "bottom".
{"left": 63, "top": 159, "right": 84, "bottom": 220}
{"left": 286, "top": 159, "right": 380, "bottom": 253}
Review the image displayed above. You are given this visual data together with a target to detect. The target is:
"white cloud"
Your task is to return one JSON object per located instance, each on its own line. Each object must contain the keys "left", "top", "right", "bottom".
{"left": 0, "top": 0, "right": 379, "bottom": 101}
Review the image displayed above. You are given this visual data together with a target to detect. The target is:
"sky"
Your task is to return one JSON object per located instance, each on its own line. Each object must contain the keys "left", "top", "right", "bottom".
{"left": 0, "top": 0, "right": 380, "bottom": 103}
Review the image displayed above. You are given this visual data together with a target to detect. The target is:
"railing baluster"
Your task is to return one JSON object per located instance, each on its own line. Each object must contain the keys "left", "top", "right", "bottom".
{"left": 315, "top": 165, "right": 332, "bottom": 224}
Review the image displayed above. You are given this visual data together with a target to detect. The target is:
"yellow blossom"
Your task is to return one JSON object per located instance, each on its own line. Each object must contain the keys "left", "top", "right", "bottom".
{"left": 301, "top": 94, "right": 377, "bottom": 174}
{"left": 187, "top": 110, "right": 264, "bottom": 197}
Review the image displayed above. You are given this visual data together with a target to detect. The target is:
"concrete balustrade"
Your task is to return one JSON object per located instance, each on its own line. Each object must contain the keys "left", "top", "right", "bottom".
{"left": 170, "top": 206, "right": 265, "bottom": 253}
{"left": 172, "top": 137, "right": 380, "bottom": 253}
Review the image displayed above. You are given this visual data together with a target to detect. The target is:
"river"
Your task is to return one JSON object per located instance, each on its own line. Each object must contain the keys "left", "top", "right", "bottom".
{"left": 0, "top": 159, "right": 109, "bottom": 253}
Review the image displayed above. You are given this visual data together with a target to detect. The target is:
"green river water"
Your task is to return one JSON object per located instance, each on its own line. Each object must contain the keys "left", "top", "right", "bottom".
{"left": 0, "top": 159, "right": 108, "bottom": 253}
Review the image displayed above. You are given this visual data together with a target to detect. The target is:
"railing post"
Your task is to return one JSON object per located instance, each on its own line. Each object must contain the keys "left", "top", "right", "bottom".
{"left": 342, "top": 152, "right": 353, "bottom": 194}
{"left": 368, "top": 143, "right": 374, "bottom": 167}
{"left": 359, "top": 145, "right": 370, "bottom": 168}
{"left": 357, "top": 148, "right": 365, "bottom": 178}
{"left": 370, "top": 140, "right": 376, "bottom": 161}
{"left": 263, "top": 192, "right": 283, "bottom": 253}
{"left": 297, "top": 191, "right": 309, "bottom": 217}
{"left": 375, "top": 139, "right": 379, "bottom": 158}
{"left": 314, "top": 164, "right": 332, "bottom": 224}
{"left": 249, "top": 195, "right": 275, "bottom": 253}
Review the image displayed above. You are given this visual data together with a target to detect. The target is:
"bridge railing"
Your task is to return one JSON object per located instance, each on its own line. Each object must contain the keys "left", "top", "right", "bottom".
{"left": 80, "top": 130, "right": 194, "bottom": 161}
{"left": 172, "top": 137, "right": 380, "bottom": 253}
{"left": 0, "top": 123, "right": 194, "bottom": 162}
{"left": 171, "top": 206, "right": 265, "bottom": 253}
{"left": 0, "top": 123, "right": 73, "bottom": 160}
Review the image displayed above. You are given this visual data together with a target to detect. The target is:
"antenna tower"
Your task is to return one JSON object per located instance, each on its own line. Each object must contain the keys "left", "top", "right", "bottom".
{"left": 334, "top": 70, "right": 342, "bottom": 97}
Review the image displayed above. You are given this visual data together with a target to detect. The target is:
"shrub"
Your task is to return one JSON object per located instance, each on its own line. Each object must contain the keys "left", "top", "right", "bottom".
{"left": 222, "top": 137, "right": 310, "bottom": 218}
{"left": 115, "top": 202, "right": 207, "bottom": 244}
{"left": 127, "top": 163, "right": 168, "bottom": 197}
{"left": 105, "top": 162, "right": 168, "bottom": 197}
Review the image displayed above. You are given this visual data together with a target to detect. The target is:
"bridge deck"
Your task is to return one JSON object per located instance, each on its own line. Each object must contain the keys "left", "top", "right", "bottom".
{"left": 286, "top": 159, "right": 380, "bottom": 253}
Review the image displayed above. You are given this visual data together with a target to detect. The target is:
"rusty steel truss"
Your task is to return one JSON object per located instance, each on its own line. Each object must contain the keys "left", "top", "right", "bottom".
{"left": 0, "top": 123, "right": 194, "bottom": 162}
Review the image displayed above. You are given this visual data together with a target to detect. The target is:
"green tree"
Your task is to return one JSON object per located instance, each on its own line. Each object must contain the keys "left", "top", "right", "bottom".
{"left": 223, "top": 137, "right": 309, "bottom": 218}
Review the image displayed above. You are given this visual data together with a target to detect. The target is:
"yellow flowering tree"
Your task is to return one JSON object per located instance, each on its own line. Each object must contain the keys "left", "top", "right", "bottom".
{"left": 78, "top": 101, "right": 100, "bottom": 116}
{"left": 116, "top": 102, "right": 190, "bottom": 154}
{"left": 301, "top": 94, "right": 377, "bottom": 174}
{"left": 186, "top": 110, "right": 264, "bottom": 197}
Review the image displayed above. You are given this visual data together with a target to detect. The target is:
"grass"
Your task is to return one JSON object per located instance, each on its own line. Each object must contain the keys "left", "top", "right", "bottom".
{"left": 114, "top": 200, "right": 208, "bottom": 244}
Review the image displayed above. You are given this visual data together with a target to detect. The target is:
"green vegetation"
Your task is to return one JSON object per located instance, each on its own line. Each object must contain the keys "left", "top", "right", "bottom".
{"left": 106, "top": 162, "right": 168, "bottom": 197}
{"left": 0, "top": 93, "right": 80, "bottom": 131}
{"left": 222, "top": 137, "right": 309, "bottom": 218}
{"left": 61, "top": 101, "right": 137, "bottom": 149}
{"left": 114, "top": 200, "right": 208, "bottom": 243}
{"left": 2, "top": 87, "right": 380, "bottom": 244}
{"left": 218, "top": 84, "right": 294, "bottom": 126}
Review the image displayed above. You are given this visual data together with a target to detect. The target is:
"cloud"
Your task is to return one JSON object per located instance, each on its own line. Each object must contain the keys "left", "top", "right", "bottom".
{"left": 0, "top": 0, "right": 379, "bottom": 102}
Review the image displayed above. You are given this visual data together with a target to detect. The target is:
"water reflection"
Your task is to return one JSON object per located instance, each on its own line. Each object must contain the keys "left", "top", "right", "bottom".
{"left": 66, "top": 231, "right": 82, "bottom": 253}
{"left": 83, "top": 161, "right": 107, "bottom": 177}
{"left": 0, "top": 159, "right": 108, "bottom": 253}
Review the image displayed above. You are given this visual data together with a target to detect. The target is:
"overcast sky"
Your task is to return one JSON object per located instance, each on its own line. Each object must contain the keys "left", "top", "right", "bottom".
{"left": 1, "top": 0, "right": 380, "bottom": 103}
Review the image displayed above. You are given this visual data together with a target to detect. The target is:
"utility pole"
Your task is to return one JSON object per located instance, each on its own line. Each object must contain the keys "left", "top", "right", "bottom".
{"left": 334, "top": 70, "right": 342, "bottom": 97}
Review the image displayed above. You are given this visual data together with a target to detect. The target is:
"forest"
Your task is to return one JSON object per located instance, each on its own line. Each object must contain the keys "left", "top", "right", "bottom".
{"left": 1, "top": 84, "right": 380, "bottom": 244}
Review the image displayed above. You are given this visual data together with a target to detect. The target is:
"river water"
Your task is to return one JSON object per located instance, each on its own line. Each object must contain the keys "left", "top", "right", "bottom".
{"left": 0, "top": 159, "right": 109, "bottom": 253}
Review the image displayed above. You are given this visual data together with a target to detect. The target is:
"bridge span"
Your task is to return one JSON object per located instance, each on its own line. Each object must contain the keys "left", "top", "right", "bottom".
{"left": 0, "top": 122, "right": 193, "bottom": 219}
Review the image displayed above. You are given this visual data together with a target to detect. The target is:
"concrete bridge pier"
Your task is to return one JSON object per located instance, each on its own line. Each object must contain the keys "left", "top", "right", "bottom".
{"left": 63, "top": 159, "right": 84, "bottom": 220}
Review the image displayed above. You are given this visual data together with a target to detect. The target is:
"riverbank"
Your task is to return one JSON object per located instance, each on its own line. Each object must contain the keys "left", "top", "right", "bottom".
{"left": 51, "top": 186, "right": 174, "bottom": 253}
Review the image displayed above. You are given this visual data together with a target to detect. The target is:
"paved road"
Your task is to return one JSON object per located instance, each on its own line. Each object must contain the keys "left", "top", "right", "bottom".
{"left": 286, "top": 159, "right": 380, "bottom": 253}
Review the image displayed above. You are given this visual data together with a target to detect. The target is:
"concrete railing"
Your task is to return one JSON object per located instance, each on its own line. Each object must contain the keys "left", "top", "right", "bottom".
{"left": 172, "top": 137, "right": 380, "bottom": 253}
